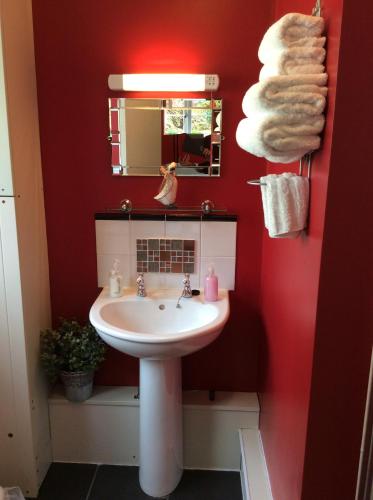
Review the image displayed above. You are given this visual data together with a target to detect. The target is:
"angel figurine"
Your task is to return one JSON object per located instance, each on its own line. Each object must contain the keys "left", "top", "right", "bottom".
{"left": 154, "top": 162, "right": 178, "bottom": 208}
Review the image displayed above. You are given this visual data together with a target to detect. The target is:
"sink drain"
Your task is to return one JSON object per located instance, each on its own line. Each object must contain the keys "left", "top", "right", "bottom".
{"left": 159, "top": 304, "right": 165, "bottom": 310}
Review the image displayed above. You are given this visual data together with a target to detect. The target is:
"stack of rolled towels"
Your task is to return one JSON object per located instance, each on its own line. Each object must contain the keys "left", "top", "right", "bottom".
{"left": 236, "top": 13, "right": 327, "bottom": 163}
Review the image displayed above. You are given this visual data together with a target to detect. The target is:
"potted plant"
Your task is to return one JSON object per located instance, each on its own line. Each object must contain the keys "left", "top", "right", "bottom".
{"left": 40, "top": 318, "right": 106, "bottom": 402}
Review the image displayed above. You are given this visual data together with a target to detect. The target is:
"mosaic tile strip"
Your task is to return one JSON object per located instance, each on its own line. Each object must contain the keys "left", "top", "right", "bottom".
{"left": 136, "top": 238, "right": 195, "bottom": 274}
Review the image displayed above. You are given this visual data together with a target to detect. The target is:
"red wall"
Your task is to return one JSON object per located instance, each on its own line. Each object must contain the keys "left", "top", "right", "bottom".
{"left": 32, "top": 1, "right": 373, "bottom": 495}
{"left": 301, "top": 0, "right": 373, "bottom": 496}
{"left": 31, "top": 0, "right": 272, "bottom": 390}
{"left": 259, "top": 3, "right": 342, "bottom": 497}
{"left": 259, "top": 1, "right": 373, "bottom": 499}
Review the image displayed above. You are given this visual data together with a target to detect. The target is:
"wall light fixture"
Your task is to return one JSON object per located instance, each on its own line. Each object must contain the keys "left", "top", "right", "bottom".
{"left": 108, "top": 74, "right": 219, "bottom": 92}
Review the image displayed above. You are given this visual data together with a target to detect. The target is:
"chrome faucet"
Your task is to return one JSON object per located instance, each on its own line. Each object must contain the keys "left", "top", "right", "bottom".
{"left": 136, "top": 273, "right": 146, "bottom": 297}
{"left": 176, "top": 273, "right": 192, "bottom": 308}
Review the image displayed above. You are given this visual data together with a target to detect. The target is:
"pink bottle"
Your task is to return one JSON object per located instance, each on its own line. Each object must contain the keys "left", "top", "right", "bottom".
{"left": 204, "top": 265, "right": 218, "bottom": 301}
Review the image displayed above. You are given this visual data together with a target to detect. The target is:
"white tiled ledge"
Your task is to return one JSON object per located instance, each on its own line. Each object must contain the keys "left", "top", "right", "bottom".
{"left": 183, "top": 390, "right": 258, "bottom": 412}
{"left": 239, "top": 429, "right": 273, "bottom": 500}
{"left": 49, "top": 385, "right": 139, "bottom": 406}
{"left": 49, "top": 385, "right": 258, "bottom": 413}
{"left": 48, "top": 387, "right": 259, "bottom": 470}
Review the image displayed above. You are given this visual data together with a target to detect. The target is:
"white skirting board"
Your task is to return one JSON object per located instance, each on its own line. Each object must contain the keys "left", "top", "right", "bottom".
{"left": 239, "top": 429, "right": 273, "bottom": 500}
{"left": 49, "top": 386, "right": 259, "bottom": 471}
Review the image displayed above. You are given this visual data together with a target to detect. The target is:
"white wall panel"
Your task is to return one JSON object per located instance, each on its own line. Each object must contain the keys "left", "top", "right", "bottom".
{"left": 0, "top": 203, "right": 18, "bottom": 485}
{"left": 49, "top": 387, "right": 259, "bottom": 471}
{"left": 0, "top": 198, "right": 37, "bottom": 495}
{"left": 0, "top": 0, "right": 52, "bottom": 495}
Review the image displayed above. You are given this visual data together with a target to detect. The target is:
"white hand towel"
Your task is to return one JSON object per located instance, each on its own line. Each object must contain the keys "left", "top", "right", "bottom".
{"left": 242, "top": 74, "right": 328, "bottom": 117}
{"left": 259, "top": 47, "right": 326, "bottom": 80}
{"left": 260, "top": 173, "right": 309, "bottom": 237}
{"left": 236, "top": 112, "right": 324, "bottom": 163}
{"left": 260, "top": 177, "right": 300, "bottom": 238}
{"left": 259, "top": 13, "right": 325, "bottom": 63}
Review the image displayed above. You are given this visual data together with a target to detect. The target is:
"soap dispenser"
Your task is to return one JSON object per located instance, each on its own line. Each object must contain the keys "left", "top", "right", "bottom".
{"left": 204, "top": 264, "right": 218, "bottom": 302}
{"left": 109, "top": 259, "right": 123, "bottom": 298}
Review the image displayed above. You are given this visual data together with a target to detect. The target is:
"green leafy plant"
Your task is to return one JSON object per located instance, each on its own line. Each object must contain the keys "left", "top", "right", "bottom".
{"left": 40, "top": 318, "right": 106, "bottom": 382}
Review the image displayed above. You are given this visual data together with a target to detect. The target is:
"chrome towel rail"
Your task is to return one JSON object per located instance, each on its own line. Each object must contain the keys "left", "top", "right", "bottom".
{"left": 247, "top": 179, "right": 266, "bottom": 186}
{"left": 247, "top": 152, "right": 312, "bottom": 187}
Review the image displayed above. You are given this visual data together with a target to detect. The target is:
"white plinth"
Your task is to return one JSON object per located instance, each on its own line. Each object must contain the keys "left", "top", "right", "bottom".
{"left": 139, "top": 358, "right": 183, "bottom": 497}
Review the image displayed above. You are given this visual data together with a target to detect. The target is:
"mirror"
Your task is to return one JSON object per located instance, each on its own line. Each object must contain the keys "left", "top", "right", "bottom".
{"left": 108, "top": 98, "right": 222, "bottom": 176}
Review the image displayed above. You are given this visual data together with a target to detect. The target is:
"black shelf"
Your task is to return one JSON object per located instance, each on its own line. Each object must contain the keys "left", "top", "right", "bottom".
{"left": 95, "top": 211, "right": 237, "bottom": 222}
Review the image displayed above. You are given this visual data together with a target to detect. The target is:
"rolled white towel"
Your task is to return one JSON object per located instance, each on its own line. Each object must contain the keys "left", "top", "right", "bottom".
{"left": 263, "top": 113, "right": 325, "bottom": 151}
{"left": 236, "top": 114, "right": 323, "bottom": 163}
{"left": 260, "top": 172, "right": 309, "bottom": 237}
{"left": 260, "top": 62, "right": 325, "bottom": 80}
{"left": 259, "top": 13, "right": 325, "bottom": 63}
{"left": 259, "top": 47, "right": 326, "bottom": 80}
{"left": 242, "top": 74, "right": 328, "bottom": 117}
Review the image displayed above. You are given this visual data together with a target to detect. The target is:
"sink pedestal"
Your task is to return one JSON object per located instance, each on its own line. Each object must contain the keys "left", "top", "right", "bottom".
{"left": 139, "top": 357, "right": 183, "bottom": 497}
{"left": 90, "top": 289, "right": 229, "bottom": 497}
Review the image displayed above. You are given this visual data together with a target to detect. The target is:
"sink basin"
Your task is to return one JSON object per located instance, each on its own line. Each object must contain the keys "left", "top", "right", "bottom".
{"left": 89, "top": 287, "right": 230, "bottom": 498}
{"left": 89, "top": 288, "right": 229, "bottom": 359}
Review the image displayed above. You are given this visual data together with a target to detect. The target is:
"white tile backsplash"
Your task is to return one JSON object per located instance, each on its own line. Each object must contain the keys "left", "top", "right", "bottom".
{"left": 165, "top": 220, "right": 201, "bottom": 240}
{"left": 166, "top": 220, "right": 201, "bottom": 287}
{"left": 129, "top": 254, "right": 167, "bottom": 289}
{"left": 200, "top": 257, "right": 236, "bottom": 290}
{"left": 129, "top": 220, "right": 165, "bottom": 256}
{"left": 97, "top": 253, "right": 131, "bottom": 288}
{"left": 95, "top": 220, "right": 130, "bottom": 255}
{"left": 165, "top": 272, "right": 199, "bottom": 291}
{"left": 201, "top": 221, "right": 237, "bottom": 258}
{"left": 95, "top": 218, "right": 237, "bottom": 290}
{"left": 142, "top": 272, "right": 167, "bottom": 290}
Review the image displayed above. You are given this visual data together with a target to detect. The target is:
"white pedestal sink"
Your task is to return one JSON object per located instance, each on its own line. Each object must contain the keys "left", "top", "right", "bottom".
{"left": 89, "top": 288, "right": 229, "bottom": 498}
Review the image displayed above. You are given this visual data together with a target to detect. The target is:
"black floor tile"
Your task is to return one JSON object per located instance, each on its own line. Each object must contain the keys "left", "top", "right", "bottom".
{"left": 36, "top": 463, "right": 97, "bottom": 500}
{"left": 170, "top": 470, "right": 242, "bottom": 500}
{"left": 87, "top": 465, "right": 153, "bottom": 500}
{"left": 33, "top": 463, "right": 242, "bottom": 500}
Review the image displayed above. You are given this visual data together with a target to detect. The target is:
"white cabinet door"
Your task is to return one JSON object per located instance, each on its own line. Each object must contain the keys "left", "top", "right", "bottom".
{"left": 0, "top": 204, "right": 19, "bottom": 485}
{"left": 0, "top": 198, "right": 39, "bottom": 495}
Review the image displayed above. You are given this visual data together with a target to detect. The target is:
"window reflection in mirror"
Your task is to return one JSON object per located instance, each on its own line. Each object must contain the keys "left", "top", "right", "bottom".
{"left": 108, "top": 98, "right": 222, "bottom": 176}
